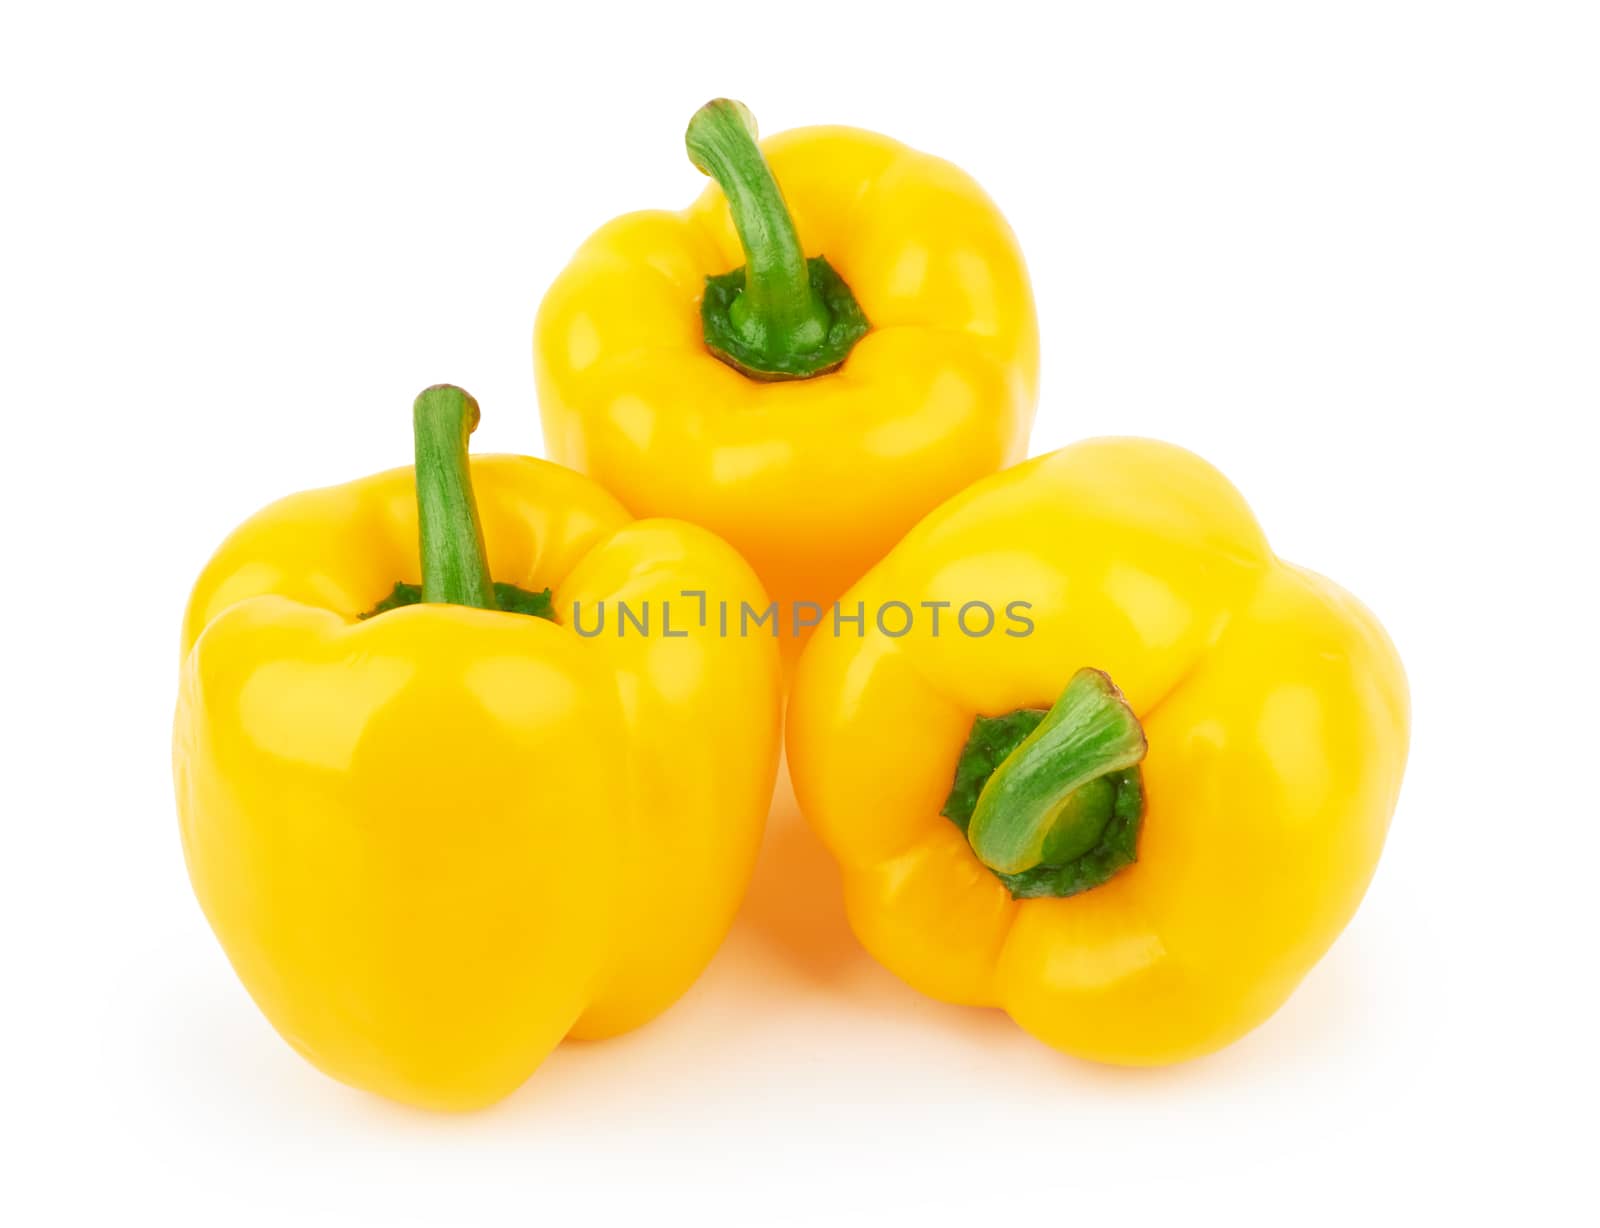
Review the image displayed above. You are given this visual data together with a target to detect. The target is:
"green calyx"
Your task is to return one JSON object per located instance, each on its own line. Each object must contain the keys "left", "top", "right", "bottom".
{"left": 686, "top": 99, "right": 869, "bottom": 380}
{"left": 360, "top": 581, "right": 553, "bottom": 622}
{"left": 941, "top": 669, "right": 1149, "bottom": 900}
{"left": 360, "top": 385, "right": 554, "bottom": 622}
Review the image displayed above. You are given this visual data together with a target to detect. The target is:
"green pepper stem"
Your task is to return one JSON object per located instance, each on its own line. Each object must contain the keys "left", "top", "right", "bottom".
{"left": 966, "top": 669, "right": 1148, "bottom": 876}
{"left": 413, "top": 384, "right": 497, "bottom": 610}
{"left": 686, "top": 99, "right": 831, "bottom": 364}
{"left": 687, "top": 99, "right": 871, "bottom": 379}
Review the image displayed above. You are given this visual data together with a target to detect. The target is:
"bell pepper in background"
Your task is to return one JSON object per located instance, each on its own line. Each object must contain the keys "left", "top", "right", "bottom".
{"left": 535, "top": 99, "right": 1038, "bottom": 656}
{"left": 173, "top": 386, "right": 781, "bottom": 1110}
{"left": 786, "top": 439, "right": 1409, "bottom": 1064}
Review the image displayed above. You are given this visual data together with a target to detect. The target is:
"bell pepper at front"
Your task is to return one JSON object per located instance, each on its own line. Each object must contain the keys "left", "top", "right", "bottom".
{"left": 786, "top": 439, "right": 1409, "bottom": 1064}
{"left": 173, "top": 386, "right": 781, "bottom": 1110}
{"left": 535, "top": 99, "right": 1038, "bottom": 655}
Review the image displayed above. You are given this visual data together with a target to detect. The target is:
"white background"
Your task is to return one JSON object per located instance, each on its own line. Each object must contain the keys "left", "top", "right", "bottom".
{"left": 4, "top": 2, "right": 1597, "bottom": 1223}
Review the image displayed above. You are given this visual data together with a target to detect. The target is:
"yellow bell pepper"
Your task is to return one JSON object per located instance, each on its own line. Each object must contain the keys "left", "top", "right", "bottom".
{"left": 173, "top": 386, "right": 781, "bottom": 1110}
{"left": 535, "top": 99, "right": 1038, "bottom": 654}
{"left": 786, "top": 438, "right": 1409, "bottom": 1064}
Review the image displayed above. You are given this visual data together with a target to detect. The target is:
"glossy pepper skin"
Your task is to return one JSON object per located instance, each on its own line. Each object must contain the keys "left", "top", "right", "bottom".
{"left": 174, "top": 394, "right": 781, "bottom": 1110}
{"left": 535, "top": 101, "right": 1038, "bottom": 653}
{"left": 786, "top": 439, "right": 1409, "bottom": 1064}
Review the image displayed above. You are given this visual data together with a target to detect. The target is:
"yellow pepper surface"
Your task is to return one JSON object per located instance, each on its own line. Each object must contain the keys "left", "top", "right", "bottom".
{"left": 535, "top": 99, "right": 1038, "bottom": 655}
{"left": 173, "top": 387, "right": 781, "bottom": 1110}
{"left": 786, "top": 438, "right": 1409, "bottom": 1064}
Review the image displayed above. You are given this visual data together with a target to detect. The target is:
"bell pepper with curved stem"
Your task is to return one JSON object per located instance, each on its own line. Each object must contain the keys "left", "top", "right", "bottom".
{"left": 786, "top": 438, "right": 1409, "bottom": 1064}
{"left": 173, "top": 386, "right": 781, "bottom": 1110}
{"left": 535, "top": 98, "right": 1038, "bottom": 655}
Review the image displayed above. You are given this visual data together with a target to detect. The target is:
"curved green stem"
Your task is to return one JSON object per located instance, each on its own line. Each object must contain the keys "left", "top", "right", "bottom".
{"left": 686, "top": 99, "right": 869, "bottom": 380}
{"left": 413, "top": 384, "right": 496, "bottom": 610}
{"left": 966, "top": 669, "right": 1148, "bottom": 878}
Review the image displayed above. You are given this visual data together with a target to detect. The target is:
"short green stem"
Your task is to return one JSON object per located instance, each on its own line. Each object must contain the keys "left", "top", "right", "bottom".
{"left": 686, "top": 99, "right": 869, "bottom": 380}
{"left": 966, "top": 669, "right": 1148, "bottom": 877}
{"left": 413, "top": 384, "right": 497, "bottom": 610}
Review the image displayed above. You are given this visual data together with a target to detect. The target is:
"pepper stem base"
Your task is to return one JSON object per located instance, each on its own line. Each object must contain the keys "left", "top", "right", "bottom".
{"left": 941, "top": 669, "right": 1149, "bottom": 899}
{"left": 702, "top": 256, "right": 869, "bottom": 380}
